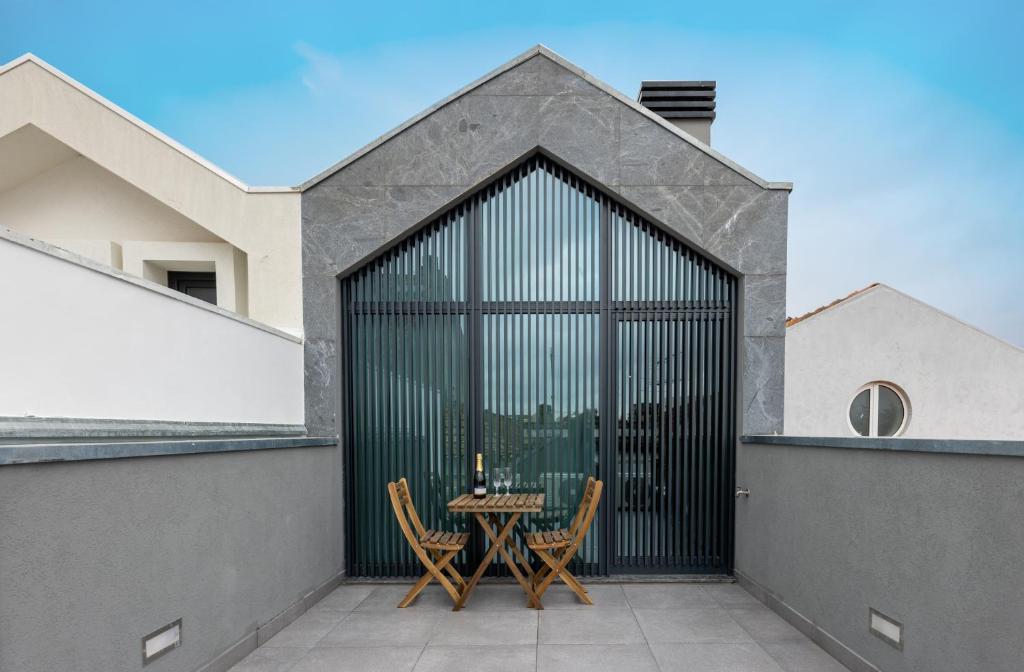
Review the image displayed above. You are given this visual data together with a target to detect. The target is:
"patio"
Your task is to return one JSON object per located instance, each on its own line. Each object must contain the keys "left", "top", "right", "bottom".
{"left": 229, "top": 582, "right": 849, "bottom": 672}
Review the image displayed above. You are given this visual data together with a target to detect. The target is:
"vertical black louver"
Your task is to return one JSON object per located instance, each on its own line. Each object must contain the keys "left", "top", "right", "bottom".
{"left": 341, "top": 153, "right": 736, "bottom": 578}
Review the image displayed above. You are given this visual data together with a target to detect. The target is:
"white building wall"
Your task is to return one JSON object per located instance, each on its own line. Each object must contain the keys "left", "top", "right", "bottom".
{"left": 0, "top": 231, "right": 304, "bottom": 425}
{"left": 785, "top": 284, "right": 1024, "bottom": 440}
{"left": 0, "top": 58, "right": 302, "bottom": 335}
{"left": 0, "top": 154, "right": 222, "bottom": 244}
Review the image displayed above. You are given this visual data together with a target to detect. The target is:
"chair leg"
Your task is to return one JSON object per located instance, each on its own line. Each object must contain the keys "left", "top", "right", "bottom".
{"left": 534, "top": 548, "right": 593, "bottom": 605}
{"left": 429, "top": 548, "right": 466, "bottom": 588}
{"left": 399, "top": 549, "right": 462, "bottom": 607}
{"left": 532, "top": 547, "right": 587, "bottom": 592}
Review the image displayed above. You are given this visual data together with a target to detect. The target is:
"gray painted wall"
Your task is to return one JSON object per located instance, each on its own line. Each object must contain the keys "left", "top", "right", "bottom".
{"left": 301, "top": 48, "right": 789, "bottom": 440}
{"left": 0, "top": 445, "right": 343, "bottom": 672}
{"left": 735, "top": 439, "right": 1024, "bottom": 672}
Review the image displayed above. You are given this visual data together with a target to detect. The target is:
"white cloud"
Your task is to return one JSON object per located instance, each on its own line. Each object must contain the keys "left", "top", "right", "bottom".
{"left": 294, "top": 41, "right": 344, "bottom": 95}
{"left": 151, "top": 26, "right": 1024, "bottom": 345}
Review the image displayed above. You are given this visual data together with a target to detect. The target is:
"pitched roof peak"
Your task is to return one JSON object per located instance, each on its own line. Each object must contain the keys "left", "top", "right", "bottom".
{"left": 785, "top": 283, "right": 882, "bottom": 328}
{"left": 298, "top": 44, "right": 792, "bottom": 192}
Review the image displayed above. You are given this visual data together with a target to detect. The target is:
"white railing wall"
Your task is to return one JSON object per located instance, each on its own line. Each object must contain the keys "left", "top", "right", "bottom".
{"left": 0, "top": 230, "right": 304, "bottom": 426}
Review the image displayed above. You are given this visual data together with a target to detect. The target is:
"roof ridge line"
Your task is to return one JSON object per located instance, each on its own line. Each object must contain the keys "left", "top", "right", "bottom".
{"left": 0, "top": 53, "right": 297, "bottom": 194}
{"left": 297, "top": 44, "right": 792, "bottom": 192}
{"left": 785, "top": 283, "right": 881, "bottom": 328}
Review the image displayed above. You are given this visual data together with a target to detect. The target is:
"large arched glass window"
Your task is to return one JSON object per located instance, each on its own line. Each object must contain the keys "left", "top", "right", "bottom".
{"left": 849, "top": 382, "right": 909, "bottom": 437}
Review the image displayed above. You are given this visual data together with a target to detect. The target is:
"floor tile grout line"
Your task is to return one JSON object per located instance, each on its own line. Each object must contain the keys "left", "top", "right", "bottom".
{"left": 749, "top": 639, "right": 791, "bottom": 672}
{"left": 535, "top": 608, "right": 541, "bottom": 672}
{"left": 248, "top": 583, "right": 842, "bottom": 672}
{"left": 349, "top": 584, "right": 379, "bottom": 611}
{"left": 628, "top": 601, "right": 664, "bottom": 672}
{"left": 409, "top": 641, "right": 430, "bottom": 672}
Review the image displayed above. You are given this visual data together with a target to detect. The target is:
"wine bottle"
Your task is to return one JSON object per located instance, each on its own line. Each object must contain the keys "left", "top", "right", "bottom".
{"left": 473, "top": 453, "right": 486, "bottom": 498}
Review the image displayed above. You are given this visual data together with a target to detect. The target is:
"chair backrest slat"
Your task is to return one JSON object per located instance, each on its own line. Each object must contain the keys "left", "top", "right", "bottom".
{"left": 567, "top": 476, "right": 597, "bottom": 538}
{"left": 568, "top": 477, "right": 603, "bottom": 554}
{"left": 388, "top": 477, "right": 429, "bottom": 550}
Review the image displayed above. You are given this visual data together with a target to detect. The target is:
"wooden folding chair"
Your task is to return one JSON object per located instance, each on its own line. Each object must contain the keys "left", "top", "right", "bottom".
{"left": 387, "top": 477, "right": 469, "bottom": 607}
{"left": 526, "top": 476, "right": 603, "bottom": 606}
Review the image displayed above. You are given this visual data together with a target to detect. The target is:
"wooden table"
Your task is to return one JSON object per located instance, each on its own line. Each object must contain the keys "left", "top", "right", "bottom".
{"left": 447, "top": 493, "right": 545, "bottom": 610}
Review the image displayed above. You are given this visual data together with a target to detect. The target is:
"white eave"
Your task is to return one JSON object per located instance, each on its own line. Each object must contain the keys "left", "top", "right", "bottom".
{"left": 298, "top": 44, "right": 793, "bottom": 192}
{"left": 0, "top": 53, "right": 297, "bottom": 194}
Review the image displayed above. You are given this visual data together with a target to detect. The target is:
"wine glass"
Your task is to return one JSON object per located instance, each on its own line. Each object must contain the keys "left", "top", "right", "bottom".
{"left": 500, "top": 467, "right": 513, "bottom": 495}
{"left": 492, "top": 468, "right": 503, "bottom": 495}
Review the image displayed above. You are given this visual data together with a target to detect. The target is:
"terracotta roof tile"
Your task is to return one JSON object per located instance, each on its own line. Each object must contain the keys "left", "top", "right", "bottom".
{"left": 785, "top": 283, "right": 880, "bottom": 328}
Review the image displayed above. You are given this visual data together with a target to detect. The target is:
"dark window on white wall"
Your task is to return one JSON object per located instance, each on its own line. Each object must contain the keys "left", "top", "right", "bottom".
{"left": 848, "top": 382, "right": 908, "bottom": 437}
{"left": 167, "top": 271, "right": 217, "bottom": 305}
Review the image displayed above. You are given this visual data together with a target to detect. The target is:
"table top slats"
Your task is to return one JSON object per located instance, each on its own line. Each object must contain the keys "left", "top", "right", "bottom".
{"left": 447, "top": 492, "right": 544, "bottom": 513}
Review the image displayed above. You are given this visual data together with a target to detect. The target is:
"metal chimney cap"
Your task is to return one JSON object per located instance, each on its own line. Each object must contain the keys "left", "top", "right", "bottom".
{"left": 637, "top": 81, "right": 716, "bottom": 120}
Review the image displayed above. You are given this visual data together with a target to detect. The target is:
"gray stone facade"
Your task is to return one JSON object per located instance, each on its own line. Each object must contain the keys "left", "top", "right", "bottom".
{"left": 301, "top": 46, "right": 789, "bottom": 437}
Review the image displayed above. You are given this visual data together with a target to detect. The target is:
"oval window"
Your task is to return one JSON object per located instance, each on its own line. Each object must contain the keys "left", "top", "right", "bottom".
{"left": 848, "top": 383, "right": 909, "bottom": 437}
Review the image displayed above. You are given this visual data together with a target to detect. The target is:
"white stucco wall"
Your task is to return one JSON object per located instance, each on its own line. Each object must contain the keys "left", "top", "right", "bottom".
{"left": 0, "top": 154, "right": 222, "bottom": 243}
{"left": 785, "top": 284, "right": 1024, "bottom": 440}
{"left": 0, "top": 231, "right": 304, "bottom": 425}
{"left": 0, "top": 57, "right": 302, "bottom": 335}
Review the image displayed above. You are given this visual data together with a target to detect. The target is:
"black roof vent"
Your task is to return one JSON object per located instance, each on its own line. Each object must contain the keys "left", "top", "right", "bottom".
{"left": 637, "top": 81, "right": 716, "bottom": 120}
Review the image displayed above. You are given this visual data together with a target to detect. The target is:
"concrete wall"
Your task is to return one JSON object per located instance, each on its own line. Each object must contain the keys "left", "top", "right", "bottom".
{"left": 0, "top": 443, "right": 343, "bottom": 672}
{"left": 786, "top": 284, "right": 1024, "bottom": 439}
{"left": 301, "top": 47, "right": 790, "bottom": 437}
{"left": 735, "top": 438, "right": 1024, "bottom": 672}
{"left": 0, "top": 58, "right": 303, "bottom": 334}
{"left": 0, "top": 230, "right": 304, "bottom": 425}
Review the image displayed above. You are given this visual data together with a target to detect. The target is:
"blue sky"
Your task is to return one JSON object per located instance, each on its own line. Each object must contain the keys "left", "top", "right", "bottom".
{"left": 3, "top": 1, "right": 1022, "bottom": 344}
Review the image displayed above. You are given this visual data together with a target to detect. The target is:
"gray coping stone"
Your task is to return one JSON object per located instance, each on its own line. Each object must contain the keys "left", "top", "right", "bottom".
{"left": 0, "top": 436, "right": 336, "bottom": 466}
{"left": 0, "top": 416, "right": 306, "bottom": 440}
{"left": 740, "top": 434, "right": 1024, "bottom": 458}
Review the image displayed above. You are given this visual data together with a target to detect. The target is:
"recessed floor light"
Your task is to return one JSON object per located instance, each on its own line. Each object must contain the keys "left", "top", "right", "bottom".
{"left": 142, "top": 619, "right": 181, "bottom": 665}
{"left": 869, "top": 608, "right": 902, "bottom": 650}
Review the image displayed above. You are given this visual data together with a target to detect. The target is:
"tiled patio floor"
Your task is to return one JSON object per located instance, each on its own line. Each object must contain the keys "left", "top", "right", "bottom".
{"left": 229, "top": 582, "right": 850, "bottom": 672}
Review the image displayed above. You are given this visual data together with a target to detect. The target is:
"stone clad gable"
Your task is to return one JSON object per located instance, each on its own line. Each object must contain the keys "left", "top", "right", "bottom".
{"left": 301, "top": 49, "right": 788, "bottom": 437}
